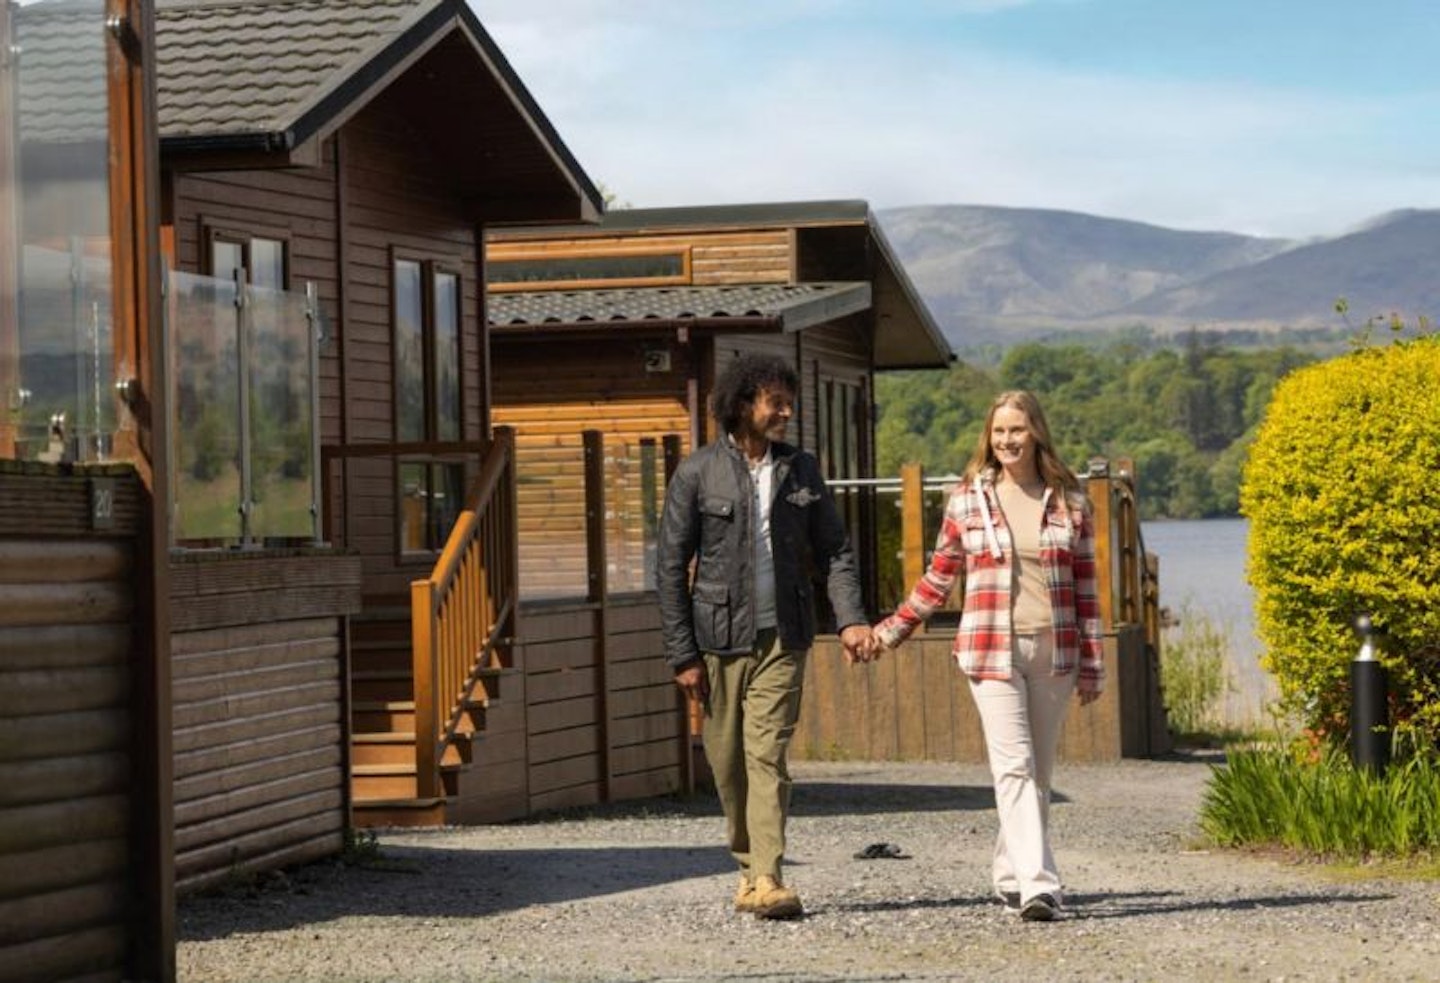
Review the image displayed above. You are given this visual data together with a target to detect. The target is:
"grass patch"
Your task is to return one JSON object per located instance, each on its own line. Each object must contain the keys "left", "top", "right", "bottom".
{"left": 1201, "top": 745, "right": 1440, "bottom": 862}
{"left": 1160, "top": 602, "right": 1235, "bottom": 741}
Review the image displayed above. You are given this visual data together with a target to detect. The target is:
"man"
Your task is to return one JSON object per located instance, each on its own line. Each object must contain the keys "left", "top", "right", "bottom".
{"left": 657, "top": 353, "right": 873, "bottom": 920}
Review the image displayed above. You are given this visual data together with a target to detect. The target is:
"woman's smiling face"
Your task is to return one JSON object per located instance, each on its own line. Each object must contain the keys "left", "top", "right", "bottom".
{"left": 990, "top": 404, "right": 1037, "bottom": 475}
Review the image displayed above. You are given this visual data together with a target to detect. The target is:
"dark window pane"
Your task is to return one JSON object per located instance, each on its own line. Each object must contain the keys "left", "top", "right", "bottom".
{"left": 250, "top": 237, "right": 285, "bottom": 291}
{"left": 394, "top": 259, "right": 424, "bottom": 442}
{"left": 489, "top": 252, "right": 684, "bottom": 285}
{"left": 433, "top": 271, "right": 460, "bottom": 441}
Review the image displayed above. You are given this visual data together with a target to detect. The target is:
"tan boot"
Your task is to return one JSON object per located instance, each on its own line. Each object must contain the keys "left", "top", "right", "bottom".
{"left": 733, "top": 874, "right": 757, "bottom": 913}
{"left": 751, "top": 874, "right": 803, "bottom": 919}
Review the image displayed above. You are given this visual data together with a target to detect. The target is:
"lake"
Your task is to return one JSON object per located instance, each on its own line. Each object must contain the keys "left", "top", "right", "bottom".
{"left": 1139, "top": 517, "right": 1277, "bottom": 725}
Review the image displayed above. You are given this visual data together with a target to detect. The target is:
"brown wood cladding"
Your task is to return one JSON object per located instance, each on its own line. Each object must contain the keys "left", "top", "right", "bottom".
{"left": 793, "top": 631, "right": 1128, "bottom": 764}
{"left": 456, "top": 598, "right": 684, "bottom": 820}
{"left": 488, "top": 230, "right": 793, "bottom": 288}
{"left": 0, "top": 522, "right": 136, "bottom": 981}
{"left": 493, "top": 342, "right": 692, "bottom": 599}
{"left": 168, "top": 555, "right": 360, "bottom": 893}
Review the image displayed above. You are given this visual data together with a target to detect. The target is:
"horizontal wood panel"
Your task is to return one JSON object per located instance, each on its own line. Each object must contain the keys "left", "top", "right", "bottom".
{"left": 0, "top": 708, "right": 128, "bottom": 763}
{"left": 0, "top": 880, "right": 127, "bottom": 948}
{"left": 173, "top": 679, "right": 341, "bottom": 731}
{"left": 0, "top": 623, "right": 130, "bottom": 670}
{"left": 529, "top": 726, "right": 599, "bottom": 765}
{"left": 0, "top": 582, "right": 132, "bottom": 628}
{"left": 0, "top": 923, "right": 126, "bottom": 983}
{"left": 176, "top": 831, "right": 345, "bottom": 897}
{"left": 0, "top": 665, "right": 129, "bottom": 717}
{"left": 0, "top": 466, "right": 141, "bottom": 538}
{"left": 174, "top": 723, "right": 342, "bottom": 780}
{"left": 174, "top": 634, "right": 341, "bottom": 682}
{"left": 0, "top": 794, "right": 128, "bottom": 855}
{"left": 0, "top": 539, "right": 132, "bottom": 583}
{"left": 175, "top": 746, "right": 342, "bottom": 812}
{"left": 172, "top": 703, "right": 340, "bottom": 755}
{"left": 528, "top": 755, "right": 601, "bottom": 797}
{"left": 0, "top": 751, "right": 129, "bottom": 808}
{"left": 175, "top": 812, "right": 342, "bottom": 884}
{"left": 175, "top": 786, "right": 343, "bottom": 854}
{"left": 0, "top": 839, "right": 127, "bottom": 903}
{"left": 172, "top": 656, "right": 339, "bottom": 706}
{"left": 525, "top": 669, "right": 595, "bottom": 705}
{"left": 172, "top": 616, "right": 340, "bottom": 659}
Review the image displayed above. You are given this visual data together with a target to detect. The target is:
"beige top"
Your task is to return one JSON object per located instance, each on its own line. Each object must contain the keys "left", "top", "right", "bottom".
{"left": 996, "top": 481, "right": 1052, "bottom": 633}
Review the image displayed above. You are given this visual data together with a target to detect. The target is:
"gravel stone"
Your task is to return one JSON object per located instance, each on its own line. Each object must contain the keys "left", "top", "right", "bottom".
{"left": 178, "top": 752, "right": 1440, "bottom": 982}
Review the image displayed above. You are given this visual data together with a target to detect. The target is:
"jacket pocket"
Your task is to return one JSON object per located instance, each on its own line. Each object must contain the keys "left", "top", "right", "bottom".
{"left": 692, "top": 579, "right": 730, "bottom": 652}
{"left": 961, "top": 516, "right": 991, "bottom": 556}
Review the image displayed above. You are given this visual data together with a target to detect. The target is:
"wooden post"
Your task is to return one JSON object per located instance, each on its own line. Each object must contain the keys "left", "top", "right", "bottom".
{"left": 411, "top": 579, "right": 439, "bottom": 800}
{"left": 900, "top": 461, "right": 925, "bottom": 598}
{"left": 1088, "top": 465, "right": 1115, "bottom": 631}
{"left": 583, "top": 429, "right": 612, "bottom": 801}
{"left": 660, "top": 432, "right": 696, "bottom": 793}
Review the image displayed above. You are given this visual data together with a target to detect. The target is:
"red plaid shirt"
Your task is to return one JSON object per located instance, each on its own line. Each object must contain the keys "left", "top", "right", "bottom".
{"left": 876, "top": 471, "right": 1104, "bottom": 686}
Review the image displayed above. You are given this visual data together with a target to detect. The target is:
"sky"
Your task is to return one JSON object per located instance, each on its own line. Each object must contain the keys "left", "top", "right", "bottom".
{"left": 467, "top": 0, "right": 1440, "bottom": 240}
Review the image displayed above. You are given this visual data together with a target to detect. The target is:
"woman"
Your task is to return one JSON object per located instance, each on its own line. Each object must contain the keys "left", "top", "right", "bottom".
{"left": 871, "top": 390, "right": 1103, "bottom": 922}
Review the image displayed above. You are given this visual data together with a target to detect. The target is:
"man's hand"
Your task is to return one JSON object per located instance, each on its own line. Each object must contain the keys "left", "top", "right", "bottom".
{"left": 840, "top": 624, "right": 877, "bottom": 664}
{"left": 674, "top": 661, "right": 709, "bottom": 703}
{"left": 1077, "top": 679, "right": 1102, "bottom": 706}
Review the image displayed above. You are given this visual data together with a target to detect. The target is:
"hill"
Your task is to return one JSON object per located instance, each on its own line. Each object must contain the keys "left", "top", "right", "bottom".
{"left": 878, "top": 204, "right": 1440, "bottom": 346}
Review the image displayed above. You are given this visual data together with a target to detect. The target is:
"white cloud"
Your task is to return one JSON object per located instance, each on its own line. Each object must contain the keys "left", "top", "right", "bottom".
{"left": 467, "top": 1, "right": 1440, "bottom": 238}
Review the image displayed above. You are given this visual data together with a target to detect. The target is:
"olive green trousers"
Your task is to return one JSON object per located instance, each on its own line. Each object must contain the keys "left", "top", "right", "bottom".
{"left": 702, "top": 628, "right": 807, "bottom": 882}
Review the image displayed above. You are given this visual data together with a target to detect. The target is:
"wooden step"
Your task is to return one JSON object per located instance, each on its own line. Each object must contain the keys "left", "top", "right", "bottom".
{"left": 352, "top": 759, "right": 463, "bottom": 799}
{"left": 352, "top": 732, "right": 471, "bottom": 768}
{"left": 353, "top": 669, "right": 414, "bottom": 703}
{"left": 351, "top": 641, "right": 414, "bottom": 675}
{"left": 354, "top": 700, "right": 415, "bottom": 733}
{"left": 352, "top": 796, "right": 449, "bottom": 828}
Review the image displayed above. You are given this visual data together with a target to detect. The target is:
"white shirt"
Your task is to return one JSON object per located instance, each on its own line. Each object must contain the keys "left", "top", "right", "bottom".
{"left": 748, "top": 448, "right": 777, "bottom": 629}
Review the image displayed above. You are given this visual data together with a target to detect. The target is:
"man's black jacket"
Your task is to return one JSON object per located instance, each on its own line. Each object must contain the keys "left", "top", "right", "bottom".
{"left": 656, "top": 437, "right": 866, "bottom": 671}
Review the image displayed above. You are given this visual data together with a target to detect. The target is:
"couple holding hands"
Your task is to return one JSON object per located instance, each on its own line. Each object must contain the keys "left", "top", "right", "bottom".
{"left": 658, "top": 354, "right": 1104, "bottom": 923}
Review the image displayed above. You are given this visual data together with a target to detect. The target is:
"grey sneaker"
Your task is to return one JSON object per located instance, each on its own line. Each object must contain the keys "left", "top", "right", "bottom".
{"left": 995, "top": 889, "right": 1021, "bottom": 912}
{"left": 1020, "top": 893, "right": 1059, "bottom": 922}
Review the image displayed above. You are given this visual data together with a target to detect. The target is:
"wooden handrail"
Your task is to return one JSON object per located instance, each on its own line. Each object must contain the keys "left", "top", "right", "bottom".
{"left": 410, "top": 427, "right": 518, "bottom": 800}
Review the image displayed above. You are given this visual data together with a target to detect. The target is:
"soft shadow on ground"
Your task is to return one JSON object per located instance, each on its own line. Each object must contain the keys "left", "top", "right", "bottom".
{"left": 1067, "top": 887, "right": 1395, "bottom": 920}
{"left": 178, "top": 842, "right": 737, "bottom": 942}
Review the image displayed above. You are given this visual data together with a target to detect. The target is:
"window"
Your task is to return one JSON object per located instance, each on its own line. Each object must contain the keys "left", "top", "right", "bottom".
{"left": 394, "top": 256, "right": 464, "bottom": 554}
{"left": 208, "top": 229, "right": 287, "bottom": 290}
{"left": 487, "top": 246, "right": 691, "bottom": 292}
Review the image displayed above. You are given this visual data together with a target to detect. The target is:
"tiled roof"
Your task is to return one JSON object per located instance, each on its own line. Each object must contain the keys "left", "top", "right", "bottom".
{"left": 155, "top": 0, "right": 427, "bottom": 142}
{"left": 11, "top": 2, "right": 110, "bottom": 146}
{"left": 488, "top": 283, "right": 873, "bottom": 334}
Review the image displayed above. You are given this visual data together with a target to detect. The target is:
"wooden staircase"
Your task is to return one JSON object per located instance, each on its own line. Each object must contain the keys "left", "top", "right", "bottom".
{"left": 343, "top": 429, "right": 521, "bottom": 827}
{"left": 349, "top": 605, "right": 513, "bottom": 826}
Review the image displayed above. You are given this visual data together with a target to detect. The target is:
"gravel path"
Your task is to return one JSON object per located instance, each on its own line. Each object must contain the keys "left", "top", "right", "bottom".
{"left": 178, "top": 752, "right": 1440, "bottom": 982}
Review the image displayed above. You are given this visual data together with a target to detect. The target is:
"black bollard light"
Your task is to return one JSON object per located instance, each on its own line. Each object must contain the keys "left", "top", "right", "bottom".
{"left": 1350, "top": 614, "right": 1389, "bottom": 775}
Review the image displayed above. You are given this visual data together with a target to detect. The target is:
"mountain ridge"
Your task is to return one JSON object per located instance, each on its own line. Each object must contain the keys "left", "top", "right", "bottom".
{"left": 877, "top": 204, "right": 1439, "bottom": 346}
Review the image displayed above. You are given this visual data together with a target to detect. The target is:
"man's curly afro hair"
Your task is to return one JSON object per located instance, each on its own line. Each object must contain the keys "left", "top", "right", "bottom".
{"left": 711, "top": 353, "right": 799, "bottom": 435}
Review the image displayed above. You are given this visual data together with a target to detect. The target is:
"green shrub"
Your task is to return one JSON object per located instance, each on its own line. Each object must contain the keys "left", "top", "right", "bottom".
{"left": 1240, "top": 335, "right": 1440, "bottom": 748}
{"left": 1161, "top": 603, "right": 1233, "bottom": 737}
{"left": 1201, "top": 746, "right": 1440, "bottom": 857}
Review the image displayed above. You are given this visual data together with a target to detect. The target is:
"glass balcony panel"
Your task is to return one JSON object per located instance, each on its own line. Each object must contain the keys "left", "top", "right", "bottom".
{"left": 4, "top": 2, "right": 116, "bottom": 463}
{"left": 247, "top": 284, "right": 314, "bottom": 539}
{"left": 169, "top": 270, "right": 241, "bottom": 540}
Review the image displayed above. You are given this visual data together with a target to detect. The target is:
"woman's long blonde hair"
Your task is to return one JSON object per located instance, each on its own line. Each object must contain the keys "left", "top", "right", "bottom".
{"left": 963, "top": 390, "right": 1082, "bottom": 499}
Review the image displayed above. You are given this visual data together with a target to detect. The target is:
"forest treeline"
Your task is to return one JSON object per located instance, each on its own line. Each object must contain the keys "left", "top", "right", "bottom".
{"left": 874, "top": 332, "right": 1316, "bottom": 519}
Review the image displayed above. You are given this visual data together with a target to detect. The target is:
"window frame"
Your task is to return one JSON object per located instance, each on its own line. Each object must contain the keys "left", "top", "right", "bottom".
{"left": 390, "top": 248, "right": 467, "bottom": 560}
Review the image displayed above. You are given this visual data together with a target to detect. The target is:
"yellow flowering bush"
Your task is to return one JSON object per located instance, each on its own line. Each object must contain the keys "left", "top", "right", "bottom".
{"left": 1240, "top": 336, "right": 1440, "bottom": 747}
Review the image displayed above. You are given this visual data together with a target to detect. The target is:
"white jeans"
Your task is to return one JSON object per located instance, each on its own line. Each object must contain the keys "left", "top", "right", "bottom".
{"left": 968, "top": 630, "right": 1076, "bottom": 903}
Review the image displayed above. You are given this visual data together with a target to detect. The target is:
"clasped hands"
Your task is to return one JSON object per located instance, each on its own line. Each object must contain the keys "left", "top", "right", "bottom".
{"left": 839, "top": 624, "right": 884, "bottom": 665}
